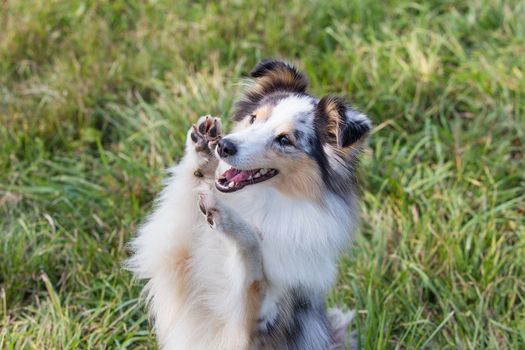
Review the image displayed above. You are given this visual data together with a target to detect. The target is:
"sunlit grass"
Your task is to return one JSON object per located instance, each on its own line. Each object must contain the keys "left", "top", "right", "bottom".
{"left": 1, "top": 0, "right": 524, "bottom": 348}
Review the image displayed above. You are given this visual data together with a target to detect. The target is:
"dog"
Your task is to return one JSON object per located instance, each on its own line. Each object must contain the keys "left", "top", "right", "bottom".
{"left": 127, "top": 59, "right": 371, "bottom": 349}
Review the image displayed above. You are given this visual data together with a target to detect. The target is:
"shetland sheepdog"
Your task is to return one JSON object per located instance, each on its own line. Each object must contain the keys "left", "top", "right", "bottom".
{"left": 128, "top": 59, "right": 371, "bottom": 349}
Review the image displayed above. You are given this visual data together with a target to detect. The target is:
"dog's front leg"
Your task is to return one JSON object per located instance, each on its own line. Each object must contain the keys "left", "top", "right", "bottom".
{"left": 197, "top": 190, "right": 263, "bottom": 282}
{"left": 127, "top": 116, "right": 222, "bottom": 279}
{"left": 197, "top": 190, "right": 283, "bottom": 335}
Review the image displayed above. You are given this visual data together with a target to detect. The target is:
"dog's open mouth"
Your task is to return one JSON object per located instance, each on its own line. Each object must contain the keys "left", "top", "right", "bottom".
{"left": 216, "top": 167, "right": 279, "bottom": 193}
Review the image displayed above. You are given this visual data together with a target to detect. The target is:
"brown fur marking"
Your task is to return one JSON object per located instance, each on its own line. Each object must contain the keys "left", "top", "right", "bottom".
{"left": 274, "top": 153, "right": 323, "bottom": 201}
{"left": 254, "top": 104, "right": 273, "bottom": 122}
{"left": 250, "top": 60, "right": 308, "bottom": 96}
{"left": 316, "top": 96, "right": 344, "bottom": 146}
{"left": 171, "top": 246, "right": 191, "bottom": 296}
{"left": 246, "top": 280, "right": 263, "bottom": 338}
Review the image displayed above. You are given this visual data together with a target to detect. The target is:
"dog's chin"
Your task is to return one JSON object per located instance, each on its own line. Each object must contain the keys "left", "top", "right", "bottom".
{"left": 215, "top": 167, "right": 279, "bottom": 193}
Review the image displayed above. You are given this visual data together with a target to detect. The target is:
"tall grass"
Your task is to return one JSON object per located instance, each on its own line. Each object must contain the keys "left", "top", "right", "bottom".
{"left": 1, "top": 0, "right": 524, "bottom": 348}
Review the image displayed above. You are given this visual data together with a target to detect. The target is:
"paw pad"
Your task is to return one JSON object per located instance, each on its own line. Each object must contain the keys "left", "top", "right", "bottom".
{"left": 190, "top": 115, "right": 222, "bottom": 154}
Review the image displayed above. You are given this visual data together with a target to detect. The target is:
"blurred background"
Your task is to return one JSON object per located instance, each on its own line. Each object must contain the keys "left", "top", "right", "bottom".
{"left": 1, "top": 0, "right": 524, "bottom": 348}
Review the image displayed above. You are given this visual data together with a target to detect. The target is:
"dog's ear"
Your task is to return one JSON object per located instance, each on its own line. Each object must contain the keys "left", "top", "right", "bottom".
{"left": 249, "top": 59, "right": 308, "bottom": 95}
{"left": 232, "top": 59, "right": 309, "bottom": 121}
{"left": 314, "top": 96, "right": 372, "bottom": 148}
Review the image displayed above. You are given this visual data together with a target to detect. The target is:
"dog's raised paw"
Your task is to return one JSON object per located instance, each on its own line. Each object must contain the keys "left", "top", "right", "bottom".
{"left": 190, "top": 115, "right": 222, "bottom": 155}
{"left": 198, "top": 192, "right": 220, "bottom": 229}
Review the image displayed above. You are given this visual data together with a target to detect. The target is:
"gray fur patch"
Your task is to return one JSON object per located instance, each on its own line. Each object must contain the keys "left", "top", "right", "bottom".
{"left": 252, "top": 288, "right": 332, "bottom": 350}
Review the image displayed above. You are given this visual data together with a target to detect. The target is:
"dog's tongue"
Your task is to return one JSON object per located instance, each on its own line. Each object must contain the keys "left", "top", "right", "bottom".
{"left": 223, "top": 168, "right": 256, "bottom": 183}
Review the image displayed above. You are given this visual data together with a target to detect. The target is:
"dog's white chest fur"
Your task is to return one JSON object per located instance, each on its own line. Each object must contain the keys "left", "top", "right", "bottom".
{"left": 219, "top": 187, "right": 356, "bottom": 292}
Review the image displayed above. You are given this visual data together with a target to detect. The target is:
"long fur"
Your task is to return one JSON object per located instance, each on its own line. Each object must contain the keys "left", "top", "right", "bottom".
{"left": 127, "top": 60, "right": 371, "bottom": 349}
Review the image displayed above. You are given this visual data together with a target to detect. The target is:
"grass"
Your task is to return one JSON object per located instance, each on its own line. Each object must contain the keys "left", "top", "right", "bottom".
{"left": 0, "top": 0, "right": 524, "bottom": 348}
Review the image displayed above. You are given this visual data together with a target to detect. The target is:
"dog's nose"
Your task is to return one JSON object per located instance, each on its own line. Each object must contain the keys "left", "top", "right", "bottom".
{"left": 217, "top": 139, "right": 237, "bottom": 158}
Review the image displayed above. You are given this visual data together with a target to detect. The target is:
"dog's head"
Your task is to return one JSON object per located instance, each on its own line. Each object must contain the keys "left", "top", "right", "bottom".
{"left": 215, "top": 59, "right": 371, "bottom": 200}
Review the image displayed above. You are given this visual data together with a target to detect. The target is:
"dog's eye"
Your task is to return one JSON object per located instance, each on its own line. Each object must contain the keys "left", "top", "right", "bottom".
{"left": 276, "top": 134, "right": 293, "bottom": 147}
{"left": 249, "top": 114, "right": 256, "bottom": 124}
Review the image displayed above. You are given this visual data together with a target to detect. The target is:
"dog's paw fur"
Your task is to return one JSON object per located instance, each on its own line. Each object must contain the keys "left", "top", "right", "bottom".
{"left": 197, "top": 190, "right": 222, "bottom": 230}
{"left": 190, "top": 115, "right": 222, "bottom": 155}
{"left": 189, "top": 116, "right": 222, "bottom": 178}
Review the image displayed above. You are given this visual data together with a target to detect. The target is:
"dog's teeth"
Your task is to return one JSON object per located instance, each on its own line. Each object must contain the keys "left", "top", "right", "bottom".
{"left": 254, "top": 173, "right": 261, "bottom": 178}
{"left": 260, "top": 169, "right": 267, "bottom": 175}
{"left": 228, "top": 182, "right": 234, "bottom": 188}
{"left": 248, "top": 175, "right": 253, "bottom": 180}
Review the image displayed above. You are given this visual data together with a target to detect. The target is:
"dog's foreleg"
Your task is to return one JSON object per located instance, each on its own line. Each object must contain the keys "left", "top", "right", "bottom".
{"left": 127, "top": 116, "right": 222, "bottom": 278}
{"left": 197, "top": 191, "right": 263, "bottom": 282}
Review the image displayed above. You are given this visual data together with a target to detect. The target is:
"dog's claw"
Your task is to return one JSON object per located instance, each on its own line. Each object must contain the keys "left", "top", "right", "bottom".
{"left": 198, "top": 199, "right": 206, "bottom": 215}
{"left": 206, "top": 212, "right": 214, "bottom": 226}
{"left": 198, "top": 193, "right": 219, "bottom": 229}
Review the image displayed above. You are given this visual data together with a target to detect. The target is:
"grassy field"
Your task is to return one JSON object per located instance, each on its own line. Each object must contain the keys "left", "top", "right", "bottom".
{"left": 1, "top": 0, "right": 524, "bottom": 348}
